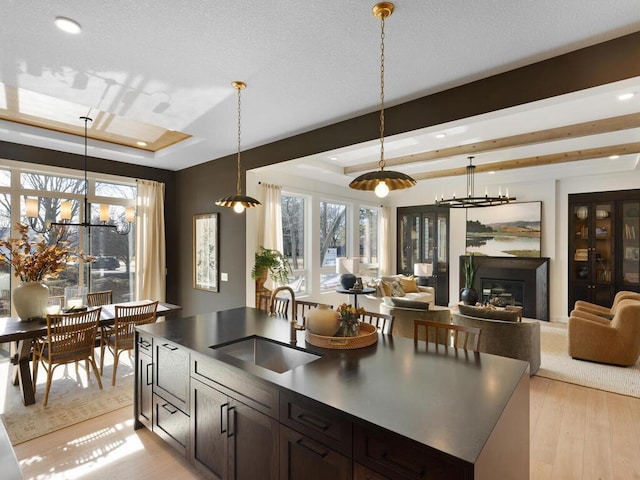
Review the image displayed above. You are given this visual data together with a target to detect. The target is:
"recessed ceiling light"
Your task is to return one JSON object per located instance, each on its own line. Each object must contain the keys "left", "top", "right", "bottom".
{"left": 609, "top": 155, "right": 620, "bottom": 160}
{"left": 136, "top": 141, "right": 148, "bottom": 147}
{"left": 488, "top": 171, "right": 496, "bottom": 175}
{"left": 435, "top": 133, "right": 446, "bottom": 139}
{"left": 329, "top": 156, "right": 338, "bottom": 161}
{"left": 54, "top": 16, "right": 82, "bottom": 34}
{"left": 617, "top": 92, "right": 635, "bottom": 101}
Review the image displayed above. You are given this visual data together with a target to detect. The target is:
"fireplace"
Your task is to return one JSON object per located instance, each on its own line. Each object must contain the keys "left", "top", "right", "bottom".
{"left": 460, "top": 256, "right": 549, "bottom": 321}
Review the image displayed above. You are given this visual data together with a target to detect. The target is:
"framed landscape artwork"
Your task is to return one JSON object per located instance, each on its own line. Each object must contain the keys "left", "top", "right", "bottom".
{"left": 466, "top": 201, "right": 541, "bottom": 257}
{"left": 193, "top": 213, "right": 219, "bottom": 292}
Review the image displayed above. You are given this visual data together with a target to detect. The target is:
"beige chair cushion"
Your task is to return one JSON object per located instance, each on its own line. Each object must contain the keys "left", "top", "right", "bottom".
{"left": 458, "top": 304, "right": 519, "bottom": 322}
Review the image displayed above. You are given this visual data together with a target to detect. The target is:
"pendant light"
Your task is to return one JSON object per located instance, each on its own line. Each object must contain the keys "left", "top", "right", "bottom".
{"left": 436, "top": 156, "right": 516, "bottom": 207}
{"left": 27, "top": 116, "right": 134, "bottom": 234}
{"left": 349, "top": 2, "right": 416, "bottom": 198}
{"left": 215, "top": 81, "right": 261, "bottom": 213}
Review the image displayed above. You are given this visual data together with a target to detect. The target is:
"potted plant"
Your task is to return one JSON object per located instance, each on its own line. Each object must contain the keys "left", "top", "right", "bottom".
{"left": 251, "top": 246, "right": 291, "bottom": 288}
{"left": 460, "top": 253, "right": 479, "bottom": 305}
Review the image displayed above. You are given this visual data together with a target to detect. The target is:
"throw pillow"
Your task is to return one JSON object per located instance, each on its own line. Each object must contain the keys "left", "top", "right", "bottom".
{"left": 398, "top": 276, "right": 419, "bottom": 293}
{"left": 372, "top": 280, "right": 385, "bottom": 298}
{"left": 389, "top": 280, "right": 405, "bottom": 297}
{"left": 458, "top": 304, "right": 519, "bottom": 322}
{"left": 380, "top": 280, "right": 393, "bottom": 297}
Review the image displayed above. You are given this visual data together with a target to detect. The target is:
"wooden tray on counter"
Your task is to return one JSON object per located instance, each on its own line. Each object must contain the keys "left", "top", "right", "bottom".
{"left": 305, "top": 322, "right": 378, "bottom": 350}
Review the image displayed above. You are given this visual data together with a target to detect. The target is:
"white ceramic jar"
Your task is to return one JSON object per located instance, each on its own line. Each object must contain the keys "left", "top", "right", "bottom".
{"left": 306, "top": 304, "right": 340, "bottom": 336}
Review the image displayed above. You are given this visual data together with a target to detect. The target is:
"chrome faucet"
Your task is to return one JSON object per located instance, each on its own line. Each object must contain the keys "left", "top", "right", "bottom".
{"left": 270, "top": 286, "right": 304, "bottom": 344}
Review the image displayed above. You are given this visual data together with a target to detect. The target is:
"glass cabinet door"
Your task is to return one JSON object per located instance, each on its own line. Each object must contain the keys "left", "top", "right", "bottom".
{"left": 593, "top": 202, "right": 613, "bottom": 306}
{"left": 398, "top": 213, "right": 420, "bottom": 273}
{"left": 571, "top": 203, "right": 590, "bottom": 284}
{"left": 621, "top": 201, "right": 640, "bottom": 286}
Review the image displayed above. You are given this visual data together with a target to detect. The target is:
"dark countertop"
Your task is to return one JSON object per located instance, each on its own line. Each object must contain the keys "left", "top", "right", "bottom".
{"left": 138, "top": 306, "right": 529, "bottom": 465}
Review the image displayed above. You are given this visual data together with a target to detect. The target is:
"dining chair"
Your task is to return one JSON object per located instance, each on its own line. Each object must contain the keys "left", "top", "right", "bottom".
{"left": 413, "top": 319, "right": 481, "bottom": 351}
{"left": 87, "top": 290, "right": 113, "bottom": 307}
{"left": 258, "top": 294, "right": 291, "bottom": 315}
{"left": 32, "top": 307, "right": 103, "bottom": 406}
{"left": 100, "top": 300, "right": 159, "bottom": 385}
{"left": 359, "top": 311, "right": 394, "bottom": 334}
{"left": 295, "top": 300, "right": 333, "bottom": 327}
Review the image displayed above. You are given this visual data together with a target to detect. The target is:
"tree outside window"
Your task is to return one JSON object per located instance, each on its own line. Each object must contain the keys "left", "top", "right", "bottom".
{"left": 319, "top": 201, "right": 346, "bottom": 291}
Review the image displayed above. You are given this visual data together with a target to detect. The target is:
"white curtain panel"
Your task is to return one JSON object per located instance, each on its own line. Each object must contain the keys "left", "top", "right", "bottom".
{"left": 380, "top": 206, "right": 391, "bottom": 276}
{"left": 135, "top": 179, "right": 166, "bottom": 301}
{"left": 260, "top": 183, "right": 283, "bottom": 252}
{"left": 259, "top": 183, "right": 283, "bottom": 290}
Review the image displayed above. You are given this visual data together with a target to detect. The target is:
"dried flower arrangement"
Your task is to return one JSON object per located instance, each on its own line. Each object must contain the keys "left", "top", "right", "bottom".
{"left": 336, "top": 303, "right": 366, "bottom": 337}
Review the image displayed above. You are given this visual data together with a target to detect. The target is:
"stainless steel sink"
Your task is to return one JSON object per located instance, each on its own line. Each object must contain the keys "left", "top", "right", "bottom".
{"left": 211, "top": 336, "right": 321, "bottom": 373}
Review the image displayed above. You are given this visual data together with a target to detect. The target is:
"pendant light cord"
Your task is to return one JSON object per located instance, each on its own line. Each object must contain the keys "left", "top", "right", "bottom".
{"left": 236, "top": 85, "right": 242, "bottom": 196}
{"left": 378, "top": 14, "right": 386, "bottom": 172}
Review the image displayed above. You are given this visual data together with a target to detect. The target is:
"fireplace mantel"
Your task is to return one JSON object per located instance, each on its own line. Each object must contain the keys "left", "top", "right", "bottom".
{"left": 460, "top": 256, "right": 550, "bottom": 321}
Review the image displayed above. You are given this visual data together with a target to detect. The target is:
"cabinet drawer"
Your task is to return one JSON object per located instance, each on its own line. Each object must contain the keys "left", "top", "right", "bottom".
{"left": 192, "top": 354, "right": 278, "bottom": 419}
{"left": 280, "top": 391, "right": 352, "bottom": 456}
{"left": 153, "top": 394, "right": 189, "bottom": 455}
{"left": 137, "top": 331, "right": 153, "bottom": 356}
{"left": 354, "top": 423, "right": 468, "bottom": 480}
{"left": 155, "top": 340, "right": 189, "bottom": 414}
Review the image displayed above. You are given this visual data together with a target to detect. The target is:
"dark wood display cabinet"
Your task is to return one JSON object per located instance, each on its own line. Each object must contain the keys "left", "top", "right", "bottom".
{"left": 568, "top": 189, "right": 640, "bottom": 314}
{"left": 397, "top": 205, "right": 450, "bottom": 306}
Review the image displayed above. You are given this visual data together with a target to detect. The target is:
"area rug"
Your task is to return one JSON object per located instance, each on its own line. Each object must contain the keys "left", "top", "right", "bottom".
{"left": 0, "top": 354, "right": 134, "bottom": 445}
{"left": 536, "top": 323, "right": 640, "bottom": 398}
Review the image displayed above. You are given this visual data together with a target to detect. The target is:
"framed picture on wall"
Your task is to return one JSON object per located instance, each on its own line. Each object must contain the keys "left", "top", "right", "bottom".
{"left": 466, "top": 201, "right": 542, "bottom": 257}
{"left": 193, "top": 213, "right": 219, "bottom": 292}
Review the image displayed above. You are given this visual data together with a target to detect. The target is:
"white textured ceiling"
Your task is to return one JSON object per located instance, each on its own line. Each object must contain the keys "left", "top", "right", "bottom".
{"left": 2, "top": 1, "right": 640, "bottom": 177}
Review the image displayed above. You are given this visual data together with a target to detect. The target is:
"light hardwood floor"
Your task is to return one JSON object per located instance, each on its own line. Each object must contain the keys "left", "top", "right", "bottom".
{"left": 12, "top": 377, "right": 640, "bottom": 479}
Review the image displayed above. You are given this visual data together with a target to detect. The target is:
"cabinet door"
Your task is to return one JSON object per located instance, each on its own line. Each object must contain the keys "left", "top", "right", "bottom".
{"left": 280, "top": 425, "right": 351, "bottom": 480}
{"left": 620, "top": 200, "right": 640, "bottom": 287}
{"left": 155, "top": 341, "right": 189, "bottom": 413}
{"left": 191, "top": 378, "right": 228, "bottom": 479}
{"left": 228, "top": 398, "right": 279, "bottom": 480}
{"left": 398, "top": 212, "right": 421, "bottom": 274}
{"left": 137, "top": 351, "right": 153, "bottom": 429}
{"left": 593, "top": 202, "right": 614, "bottom": 303}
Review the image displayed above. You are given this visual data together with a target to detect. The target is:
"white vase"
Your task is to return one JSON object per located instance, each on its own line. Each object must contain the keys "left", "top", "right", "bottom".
{"left": 306, "top": 304, "right": 340, "bottom": 336}
{"left": 13, "top": 282, "right": 49, "bottom": 321}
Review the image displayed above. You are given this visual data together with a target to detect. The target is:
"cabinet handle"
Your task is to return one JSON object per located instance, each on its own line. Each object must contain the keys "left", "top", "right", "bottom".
{"left": 161, "top": 343, "right": 178, "bottom": 351}
{"left": 297, "top": 412, "right": 331, "bottom": 432}
{"left": 227, "top": 406, "right": 235, "bottom": 438}
{"left": 221, "top": 403, "right": 229, "bottom": 434}
{"left": 381, "top": 452, "right": 425, "bottom": 477}
{"left": 146, "top": 362, "right": 153, "bottom": 386}
{"left": 295, "top": 437, "right": 328, "bottom": 459}
{"left": 139, "top": 339, "right": 151, "bottom": 349}
{"left": 161, "top": 403, "right": 178, "bottom": 414}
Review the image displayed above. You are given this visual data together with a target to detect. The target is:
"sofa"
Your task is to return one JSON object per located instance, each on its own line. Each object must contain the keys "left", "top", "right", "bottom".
{"left": 367, "top": 274, "right": 435, "bottom": 310}
{"left": 451, "top": 305, "right": 541, "bottom": 375}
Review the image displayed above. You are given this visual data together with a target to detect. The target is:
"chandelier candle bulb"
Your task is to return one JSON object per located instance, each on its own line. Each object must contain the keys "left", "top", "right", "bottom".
{"left": 26, "top": 198, "right": 38, "bottom": 218}
{"left": 60, "top": 201, "right": 72, "bottom": 220}
{"left": 99, "top": 204, "right": 109, "bottom": 222}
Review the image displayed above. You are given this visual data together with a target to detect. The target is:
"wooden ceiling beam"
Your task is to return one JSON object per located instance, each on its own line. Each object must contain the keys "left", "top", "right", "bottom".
{"left": 412, "top": 142, "right": 640, "bottom": 180}
{"left": 343, "top": 112, "right": 640, "bottom": 175}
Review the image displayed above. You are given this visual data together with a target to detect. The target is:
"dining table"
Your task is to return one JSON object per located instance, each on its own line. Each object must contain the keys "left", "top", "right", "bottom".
{"left": 0, "top": 300, "right": 182, "bottom": 406}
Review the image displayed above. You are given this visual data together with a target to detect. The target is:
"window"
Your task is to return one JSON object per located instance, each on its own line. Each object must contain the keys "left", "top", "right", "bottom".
{"left": 0, "top": 164, "right": 137, "bottom": 308}
{"left": 281, "top": 193, "right": 306, "bottom": 294}
{"left": 359, "top": 207, "right": 379, "bottom": 277}
{"left": 319, "top": 201, "right": 347, "bottom": 291}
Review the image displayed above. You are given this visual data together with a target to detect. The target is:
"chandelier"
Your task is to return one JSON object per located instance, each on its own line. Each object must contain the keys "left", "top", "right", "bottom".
{"left": 349, "top": 2, "right": 416, "bottom": 198}
{"left": 436, "top": 156, "right": 516, "bottom": 208}
{"left": 26, "top": 116, "right": 134, "bottom": 234}
{"left": 215, "top": 81, "right": 261, "bottom": 213}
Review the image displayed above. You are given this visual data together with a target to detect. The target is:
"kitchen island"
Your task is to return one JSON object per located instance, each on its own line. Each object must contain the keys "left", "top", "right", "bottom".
{"left": 135, "top": 307, "right": 529, "bottom": 479}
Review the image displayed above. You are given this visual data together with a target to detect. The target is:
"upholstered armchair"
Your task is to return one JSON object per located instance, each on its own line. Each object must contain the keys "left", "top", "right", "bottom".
{"left": 574, "top": 291, "right": 640, "bottom": 319}
{"left": 568, "top": 299, "right": 640, "bottom": 366}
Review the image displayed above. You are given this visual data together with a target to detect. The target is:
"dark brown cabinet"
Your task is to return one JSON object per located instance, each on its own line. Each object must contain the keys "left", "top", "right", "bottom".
{"left": 568, "top": 189, "right": 640, "bottom": 314}
{"left": 280, "top": 425, "right": 351, "bottom": 480}
{"left": 136, "top": 335, "right": 153, "bottom": 429}
{"left": 397, "top": 205, "right": 450, "bottom": 305}
{"left": 155, "top": 340, "right": 189, "bottom": 413}
{"left": 191, "top": 378, "right": 228, "bottom": 479}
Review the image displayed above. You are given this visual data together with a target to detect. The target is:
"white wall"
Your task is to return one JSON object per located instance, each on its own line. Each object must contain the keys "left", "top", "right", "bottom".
{"left": 245, "top": 162, "right": 640, "bottom": 322}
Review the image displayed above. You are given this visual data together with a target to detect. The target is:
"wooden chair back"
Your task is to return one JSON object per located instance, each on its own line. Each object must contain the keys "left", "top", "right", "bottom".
{"left": 295, "top": 300, "right": 333, "bottom": 326}
{"left": 257, "top": 294, "right": 290, "bottom": 315}
{"left": 100, "top": 301, "right": 158, "bottom": 386}
{"left": 87, "top": 290, "right": 113, "bottom": 307}
{"left": 413, "top": 319, "right": 481, "bottom": 351}
{"left": 113, "top": 301, "right": 159, "bottom": 348}
{"left": 359, "top": 311, "right": 394, "bottom": 334}
{"left": 33, "top": 307, "right": 103, "bottom": 405}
